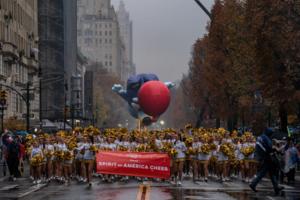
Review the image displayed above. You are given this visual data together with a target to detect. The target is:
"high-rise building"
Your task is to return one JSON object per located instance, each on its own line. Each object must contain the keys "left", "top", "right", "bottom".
{"left": 0, "top": 0, "right": 39, "bottom": 121}
{"left": 38, "top": 0, "right": 65, "bottom": 121}
{"left": 117, "top": 1, "right": 136, "bottom": 80}
{"left": 39, "top": 0, "right": 78, "bottom": 122}
{"left": 77, "top": 0, "right": 126, "bottom": 79}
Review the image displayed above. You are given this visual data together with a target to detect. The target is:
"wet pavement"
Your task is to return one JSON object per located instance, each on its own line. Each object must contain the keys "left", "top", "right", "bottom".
{"left": 11, "top": 177, "right": 299, "bottom": 200}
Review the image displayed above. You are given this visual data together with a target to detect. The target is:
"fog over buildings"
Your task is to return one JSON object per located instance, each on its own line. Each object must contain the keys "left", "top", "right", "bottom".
{"left": 111, "top": 0, "right": 213, "bottom": 81}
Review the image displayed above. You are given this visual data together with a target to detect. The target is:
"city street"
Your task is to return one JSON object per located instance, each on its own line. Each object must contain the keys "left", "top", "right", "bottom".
{"left": 0, "top": 175, "right": 299, "bottom": 200}
{"left": 0, "top": 0, "right": 299, "bottom": 200}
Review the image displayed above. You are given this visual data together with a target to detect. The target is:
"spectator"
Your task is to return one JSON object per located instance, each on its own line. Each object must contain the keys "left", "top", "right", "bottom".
{"left": 284, "top": 138, "right": 299, "bottom": 184}
{"left": 16, "top": 136, "right": 25, "bottom": 176}
{"left": 250, "top": 128, "right": 284, "bottom": 195}
{"left": 6, "top": 137, "right": 20, "bottom": 181}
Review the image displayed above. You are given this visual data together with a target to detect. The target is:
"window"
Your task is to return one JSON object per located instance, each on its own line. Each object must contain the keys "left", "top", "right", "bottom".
{"left": 105, "top": 61, "right": 108, "bottom": 66}
{"left": 109, "top": 39, "right": 112, "bottom": 43}
{"left": 105, "top": 31, "right": 107, "bottom": 36}
{"left": 109, "top": 61, "right": 112, "bottom": 66}
{"left": 109, "top": 31, "right": 112, "bottom": 36}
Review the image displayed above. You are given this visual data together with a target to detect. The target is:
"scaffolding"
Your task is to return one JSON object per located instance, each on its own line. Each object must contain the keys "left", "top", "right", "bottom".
{"left": 38, "top": 0, "right": 65, "bottom": 121}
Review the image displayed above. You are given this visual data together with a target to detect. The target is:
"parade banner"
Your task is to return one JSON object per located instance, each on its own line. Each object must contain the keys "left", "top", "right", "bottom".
{"left": 96, "top": 151, "right": 170, "bottom": 179}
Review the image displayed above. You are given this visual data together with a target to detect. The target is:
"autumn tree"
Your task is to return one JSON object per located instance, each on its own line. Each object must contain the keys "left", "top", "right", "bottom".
{"left": 87, "top": 63, "right": 132, "bottom": 128}
{"left": 187, "top": 0, "right": 300, "bottom": 133}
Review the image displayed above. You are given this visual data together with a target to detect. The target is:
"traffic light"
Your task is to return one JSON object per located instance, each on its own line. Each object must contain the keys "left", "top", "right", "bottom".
{"left": 0, "top": 90, "right": 7, "bottom": 105}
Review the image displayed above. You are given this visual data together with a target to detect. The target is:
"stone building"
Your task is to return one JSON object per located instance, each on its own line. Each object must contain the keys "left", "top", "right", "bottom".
{"left": 117, "top": 1, "right": 136, "bottom": 80}
{"left": 0, "top": 0, "right": 39, "bottom": 121}
{"left": 39, "top": 0, "right": 79, "bottom": 124}
{"left": 77, "top": 0, "right": 126, "bottom": 80}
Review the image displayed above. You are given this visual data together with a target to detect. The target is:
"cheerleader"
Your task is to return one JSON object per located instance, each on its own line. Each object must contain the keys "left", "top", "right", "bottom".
{"left": 198, "top": 137, "right": 211, "bottom": 182}
{"left": 44, "top": 137, "right": 54, "bottom": 182}
{"left": 105, "top": 136, "right": 117, "bottom": 183}
{"left": 54, "top": 137, "right": 67, "bottom": 182}
{"left": 63, "top": 140, "right": 74, "bottom": 185}
{"left": 30, "top": 141, "right": 43, "bottom": 184}
{"left": 118, "top": 134, "right": 131, "bottom": 182}
{"left": 248, "top": 137, "right": 257, "bottom": 182}
{"left": 234, "top": 138, "right": 244, "bottom": 180}
{"left": 155, "top": 134, "right": 164, "bottom": 150}
{"left": 224, "top": 132, "right": 232, "bottom": 181}
{"left": 172, "top": 134, "right": 187, "bottom": 186}
{"left": 241, "top": 137, "right": 255, "bottom": 183}
{"left": 183, "top": 136, "right": 193, "bottom": 178}
{"left": 191, "top": 136, "right": 200, "bottom": 182}
{"left": 75, "top": 136, "right": 84, "bottom": 182}
{"left": 38, "top": 136, "right": 46, "bottom": 181}
{"left": 209, "top": 136, "right": 219, "bottom": 178}
{"left": 218, "top": 138, "right": 229, "bottom": 182}
{"left": 81, "top": 136, "right": 95, "bottom": 186}
{"left": 130, "top": 136, "right": 138, "bottom": 151}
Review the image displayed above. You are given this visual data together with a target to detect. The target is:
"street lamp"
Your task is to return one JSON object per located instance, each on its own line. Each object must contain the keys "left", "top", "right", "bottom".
{"left": 160, "top": 120, "right": 165, "bottom": 126}
{"left": 193, "top": 0, "right": 212, "bottom": 19}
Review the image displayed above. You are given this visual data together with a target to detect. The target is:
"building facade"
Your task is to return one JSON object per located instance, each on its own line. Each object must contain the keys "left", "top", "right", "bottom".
{"left": 64, "top": 0, "right": 79, "bottom": 114}
{"left": 117, "top": 1, "right": 136, "bottom": 80}
{"left": 77, "top": 0, "right": 126, "bottom": 80}
{"left": 38, "top": 0, "right": 65, "bottom": 121}
{"left": 0, "top": 0, "right": 39, "bottom": 121}
{"left": 39, "top": 0, "right": 79, "bottom": 124}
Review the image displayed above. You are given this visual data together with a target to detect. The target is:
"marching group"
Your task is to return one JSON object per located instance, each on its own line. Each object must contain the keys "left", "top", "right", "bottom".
{"left": 1, "top": 126, "right": 299, "bottom": 193}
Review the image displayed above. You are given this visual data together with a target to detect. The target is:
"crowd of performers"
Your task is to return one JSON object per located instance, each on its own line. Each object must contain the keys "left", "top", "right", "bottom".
{"left": 26, "top": 126, "right": 258, "bottom": 186}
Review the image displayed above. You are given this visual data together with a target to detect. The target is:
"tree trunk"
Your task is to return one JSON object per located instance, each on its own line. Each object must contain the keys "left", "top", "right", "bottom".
{"left": 215, "top": 117, "right": 220, "bottom": 128}
{"left": 195, "top": 107, "right": 206, "bottom": 128}
{"left": 279, "top": 102, "right": 288, "bottom": 133}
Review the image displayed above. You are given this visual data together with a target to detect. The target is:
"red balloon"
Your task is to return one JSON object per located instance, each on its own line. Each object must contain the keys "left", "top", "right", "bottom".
{"left": 138, "top": 81, "right": 171, "bottom": 117}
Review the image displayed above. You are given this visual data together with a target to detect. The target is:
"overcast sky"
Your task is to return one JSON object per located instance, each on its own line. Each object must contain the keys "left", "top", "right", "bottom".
{"left": 111, "top": 0, "right": 214, "bottom": 82}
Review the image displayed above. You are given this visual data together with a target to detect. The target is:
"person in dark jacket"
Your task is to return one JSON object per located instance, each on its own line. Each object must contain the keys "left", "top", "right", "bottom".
{"left": 6, "top": 137, "right": 20, "bottom": 181}
{"left": 249, "top": 128, "right": 284, "bottom": 195}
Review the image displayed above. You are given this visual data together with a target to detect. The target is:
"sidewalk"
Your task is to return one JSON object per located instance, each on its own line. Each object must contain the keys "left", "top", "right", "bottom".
{"left": 0, "top": 160, "right": 47, "bottom": 200}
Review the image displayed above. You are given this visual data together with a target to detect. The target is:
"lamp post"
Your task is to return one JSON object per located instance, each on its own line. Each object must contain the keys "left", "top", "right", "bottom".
{"left": 193, "top": 0, "right": 212, "bottom": 19}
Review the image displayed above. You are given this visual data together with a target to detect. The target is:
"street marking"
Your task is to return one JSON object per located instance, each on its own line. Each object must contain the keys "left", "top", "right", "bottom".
{"left": 280, "top": 184, "right": 294, "bottom": 189}
{"left": 0, "top": 177, "right": 7, "bottom": 182}
{"left": 17, "top": 183, "right": 47, "bottom": 198}
{"left": 266, "top": 196, "right": 275, "bottom": 200}
{"left": 0, "top": 184, "right": 18, "bottom": 191}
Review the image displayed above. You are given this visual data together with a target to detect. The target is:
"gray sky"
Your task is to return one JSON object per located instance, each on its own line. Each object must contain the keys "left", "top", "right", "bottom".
{"left": 111, "top": 0, "right": 214, "bottom": 82}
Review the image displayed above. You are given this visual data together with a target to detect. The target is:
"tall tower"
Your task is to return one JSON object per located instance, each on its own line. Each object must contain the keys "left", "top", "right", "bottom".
{"left": 117, "top": 1, "right": 136, "bottom": 79}
{"left": 38, "top": 0, "right": 65, "bottom": 120}
{"left": 77, "top": 0, "right": 125, "bottom": 78}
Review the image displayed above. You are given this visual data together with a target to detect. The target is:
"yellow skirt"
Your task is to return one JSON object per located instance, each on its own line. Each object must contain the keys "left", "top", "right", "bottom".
{"left": 175, "top": 158, "right": 185, "bottom": 162}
